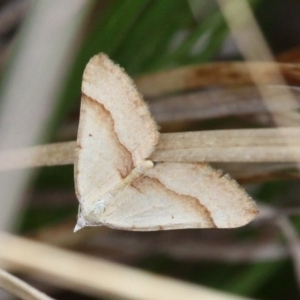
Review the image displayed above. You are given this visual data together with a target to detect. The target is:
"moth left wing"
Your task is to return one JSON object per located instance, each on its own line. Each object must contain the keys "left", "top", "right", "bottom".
{"left": 74, "top": 54, "right": 159, "bottom": 230}
{"left": 97, "top": 162, "right": 258, "bottom": 230}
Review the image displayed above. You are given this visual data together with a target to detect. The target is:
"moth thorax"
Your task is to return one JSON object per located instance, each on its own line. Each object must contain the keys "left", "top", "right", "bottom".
{"left": 125, "top": 160, "right": 154, "bottom": 184}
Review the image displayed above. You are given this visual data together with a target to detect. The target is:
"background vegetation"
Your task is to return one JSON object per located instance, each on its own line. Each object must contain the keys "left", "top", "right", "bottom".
{"left": 1, "top": 0, "right": 300, "bottom": 299}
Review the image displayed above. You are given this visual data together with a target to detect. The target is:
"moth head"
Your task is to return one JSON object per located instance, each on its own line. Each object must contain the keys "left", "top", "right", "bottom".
{"left": 74, "top": 208, "right": 86, "bottom": 232}
{"left": 74, "top": 202, "right": 106, "bottom": 232}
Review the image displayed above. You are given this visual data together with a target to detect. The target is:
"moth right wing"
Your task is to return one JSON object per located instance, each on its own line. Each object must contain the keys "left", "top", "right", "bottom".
{"left": 99, "top": 162, "right": 258, "bottom": 230}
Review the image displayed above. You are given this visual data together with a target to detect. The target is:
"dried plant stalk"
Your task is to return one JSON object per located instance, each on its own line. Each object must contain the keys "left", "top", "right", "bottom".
{"left": 0, "top": 128, "right": 299, "bottom": 170}
{"left": 216, "top": 1, "right": 300, "bottom": 290}
{"left": 135, "top": 62, "right": 300, "bottom": 97}
{"left": 0, "top": 268, "right": 55, "bottom": 300}
{"left": 150, "top": 86, "right": 300, "bottom": 123}
{"left": 0, "top": 233, "right": 253, "bottom": 300}
{"left": 217, "top": 162, "right": 299, "bottom": 184}
{"left": 214, "top": 1, "right": 300, "bottom": 178}
{"left": 154, "top": 128, "right": 300, "bottom": 162}
{"left": 151, "top": 146, "right": 300, "bottom": 163}
{"left": 29, "top": 220, "right": 287, "bottom": 263}
{"left": 272, "top": 111, "right": 300, "bottom": 127}
{"left": 0, "top": 141, "right": 76, "bottom": 170}
{"left": 0, "top": 0, "right": 91, "bottom": 231}
{"left": 158, "top": 128, "right": 300, "bottom": 148}
{"left": 277, "top": 216, "right": 300, "bottom": 288}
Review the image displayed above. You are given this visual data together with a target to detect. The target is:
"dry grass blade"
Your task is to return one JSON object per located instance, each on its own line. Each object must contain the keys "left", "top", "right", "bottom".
{"left": 217, "top": 1, "right": 300, "bottom": 290}
{"left": 151, "top": 128, "right": 300, "bottom": 162}
{"left": 0, "top": 268, "right": 55, "bottom": 300}
{"left": 217, "top": 0, "right": 300, "bottom": 128}
{"left": 135, "top": 62, "right": 300, "bottom": 97}
{"left": 0, "top": 1, "right": 90, "bottom": 231}
{"left": 0, "top": 233, "right": 253, "bottom": 300}
{"left": 119, "top": 236, "right": 280, "bottom": 263}
{"left": 0, "top": 141, "right": 76, "bottom": 170}
{"left": 153, "top": 128, "right": 300, "bottom": 162}
{"left": 150, "top": 86, "right": 300, "bottom": 123}
{"left": 26, "top": 219, "right": 287, "bottom": 263}
{"left": 272, "top": 111, "right": 300, "bottom": 127}
{"left": 157, "top": 128, "right": 300, "bottom": 148}
{"left": 151, "top": 146, "right": 300, "bottom": 163}
{"left": 217, "top": 162, "right": 299, "bottom": 184}
{"left": 0, "top": 128, "right": 299, "bottom": 171}
{"left": 277, "top": 216, "right": 300, "bottom": 289}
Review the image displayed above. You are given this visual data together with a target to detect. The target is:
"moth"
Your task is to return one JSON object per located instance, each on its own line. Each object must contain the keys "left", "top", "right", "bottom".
{"left": 74, "top": 53, "right": 258, "bottom": 231}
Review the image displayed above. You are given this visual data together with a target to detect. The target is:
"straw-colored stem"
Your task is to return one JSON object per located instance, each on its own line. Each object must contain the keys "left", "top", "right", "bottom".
{"left": 28, "top": 219, "right": 287, "bottom": 263}
{"left": 0, "top": 268, "right": 55, "bottom": 300}
{"left": 149, "top": 86, "right": 300, "bottom": 123}
{"left": 151, "top": 146, "right": 300, "bottom": 163}
{"left": 216, "top": 162, "right": 299, "bottom": 184}
{"left": 0, "top": 233, "right": 253, "bottom": 300}
{"left": 0, "top": 128, "right": 299, "bottom": 170}
{"left": 135, "top": 62, "right": 300, "bottom": 97}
